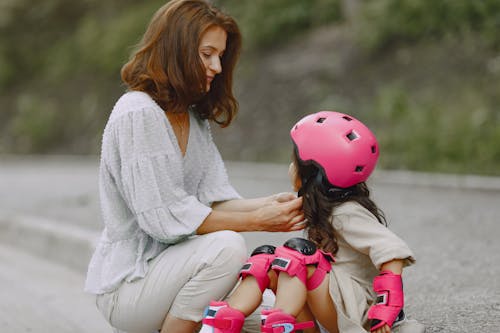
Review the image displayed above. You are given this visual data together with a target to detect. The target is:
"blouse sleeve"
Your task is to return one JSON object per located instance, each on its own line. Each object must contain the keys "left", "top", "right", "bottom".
{"left": 106, "top": 107, "right": 212, "bottom": 244}
{"left": 197, "top": 121, "right": 241, "bottom": 206}
{"left": 333, "top": 203, "right": 416, "bottom": 270}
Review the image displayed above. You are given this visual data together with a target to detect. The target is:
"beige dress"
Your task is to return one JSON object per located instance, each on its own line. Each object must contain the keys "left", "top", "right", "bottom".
{"left": 327, "top": 201, "right": 416, "bottom": 333}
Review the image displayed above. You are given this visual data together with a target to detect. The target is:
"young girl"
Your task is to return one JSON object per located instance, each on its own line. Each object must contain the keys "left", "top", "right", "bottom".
{"left": 200, "top": 111, "right": 425, "bottom": 333}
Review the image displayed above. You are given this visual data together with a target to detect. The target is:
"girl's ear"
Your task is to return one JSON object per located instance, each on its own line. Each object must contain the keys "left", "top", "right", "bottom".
{"left": 288, "top": 162, "right": 302, "bottom": 192}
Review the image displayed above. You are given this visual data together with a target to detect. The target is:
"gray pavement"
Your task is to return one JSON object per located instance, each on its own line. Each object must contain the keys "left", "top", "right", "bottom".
{"left": 1, "top": 155, "right": 500, "bottom": 332}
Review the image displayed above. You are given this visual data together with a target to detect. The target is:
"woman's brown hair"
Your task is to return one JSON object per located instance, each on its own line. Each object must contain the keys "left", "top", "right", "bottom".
{"left": 121, "top": 0, "right": 242, "bottom": 127}
{"left": 293, "top": 150, "right": 387, "bottom": 255}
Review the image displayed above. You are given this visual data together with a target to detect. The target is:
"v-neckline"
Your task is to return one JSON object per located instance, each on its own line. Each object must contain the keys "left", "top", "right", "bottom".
{"left": 167, "top": 111, "right": 191, "bottom": 160}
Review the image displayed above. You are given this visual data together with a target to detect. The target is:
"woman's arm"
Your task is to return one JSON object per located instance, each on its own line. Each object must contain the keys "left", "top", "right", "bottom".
{"left": 211, "top": 192, "right": 297, "bottom": 212}
{"left": 197, "top": 196, "right": 305, "bottom": 234}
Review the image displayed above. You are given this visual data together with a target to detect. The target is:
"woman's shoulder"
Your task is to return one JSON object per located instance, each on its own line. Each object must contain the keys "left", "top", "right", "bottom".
{"left": 108, "top": 91, "right": 161, "bottom": 123}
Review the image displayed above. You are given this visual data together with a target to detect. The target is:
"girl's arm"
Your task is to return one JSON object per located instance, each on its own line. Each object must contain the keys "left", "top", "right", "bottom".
{"left": 370, "top": 259, "right": 406, "bottom": 333}
{"left": 380, "top": 259, "right": 404, "bottom": 274}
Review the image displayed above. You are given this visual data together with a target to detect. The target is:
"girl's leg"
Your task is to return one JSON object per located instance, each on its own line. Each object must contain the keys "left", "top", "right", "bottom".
{"left": 306, "top": 268, "right": 339, "bottom": 333}
{"left": 274, "top": 272, "right": 307, "bottom": 316}
{"left": 199, "top": 252, "right": 278, "bottom": 333}
{"left": 226, "top": 275, "right": 268, "bottom": 315}
{"left": 296, "top": 303, "right": 321, "bottom": 333}
{"left": 161, "top": 314, "right": 199, "bottom": 333}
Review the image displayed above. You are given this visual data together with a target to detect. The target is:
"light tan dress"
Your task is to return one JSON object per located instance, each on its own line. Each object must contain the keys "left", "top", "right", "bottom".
{"left": 327, "top": 201, "right": 416, "bottom": 333}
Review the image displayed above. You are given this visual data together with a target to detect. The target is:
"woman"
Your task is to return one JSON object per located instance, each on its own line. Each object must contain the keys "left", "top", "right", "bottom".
{"left": 84, "top": 1, "right": 305, "bottom": 332}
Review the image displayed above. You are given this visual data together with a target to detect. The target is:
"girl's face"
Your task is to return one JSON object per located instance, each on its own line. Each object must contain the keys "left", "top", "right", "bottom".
{"left": 198, "top": 25, "right": 227, "bottom": 92}
{"left": 288, "top": 162, "right": 302, "bottom": 192}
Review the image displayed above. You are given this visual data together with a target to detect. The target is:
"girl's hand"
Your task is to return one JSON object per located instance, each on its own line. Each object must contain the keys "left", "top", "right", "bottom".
{"left": 254, "top": 196, "right": 305, "bottom": 232}
{"left": 373, "top": 324, "right": 392, "bottom": 333}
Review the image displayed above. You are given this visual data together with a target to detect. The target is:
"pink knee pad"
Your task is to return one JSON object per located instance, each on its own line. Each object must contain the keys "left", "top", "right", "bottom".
{"left": 240, "top": 245, "right": 276, "bottom": 292}
{"left": 270, "top": 238, "right": 334, "bottom": 290}
{"left": 200, "top": 301, "right": 245, "bottom": 333}
{"left": 367, "top": 270, "right": 404, "bottom": 331}
{"left": 260, "top": 308, "right": 314, "bottom": 333}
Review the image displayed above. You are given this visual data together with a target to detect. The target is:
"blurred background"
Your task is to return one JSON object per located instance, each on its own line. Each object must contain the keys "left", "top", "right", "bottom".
{"left": 1, "top": 0, "right": 499, "bottom": 175}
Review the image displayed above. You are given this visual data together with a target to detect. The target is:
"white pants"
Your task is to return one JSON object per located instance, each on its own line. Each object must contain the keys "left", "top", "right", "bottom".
{"left": 96, "top": 231, "right": 247, "bottom": 333}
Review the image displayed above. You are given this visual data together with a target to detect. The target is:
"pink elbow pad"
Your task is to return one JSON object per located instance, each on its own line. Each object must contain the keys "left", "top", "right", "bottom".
{"left": 367, "top": 270, "right": 404, "bottom": 331}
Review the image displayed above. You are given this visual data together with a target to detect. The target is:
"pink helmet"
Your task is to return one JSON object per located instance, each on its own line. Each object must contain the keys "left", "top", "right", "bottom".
{"left": 290, "top": 111, "right": 379, "bottom": 188}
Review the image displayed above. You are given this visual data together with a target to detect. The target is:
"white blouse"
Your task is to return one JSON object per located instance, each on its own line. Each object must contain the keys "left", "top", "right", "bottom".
{"left": 84, "top": 91, "right": 240, "bottom": 294}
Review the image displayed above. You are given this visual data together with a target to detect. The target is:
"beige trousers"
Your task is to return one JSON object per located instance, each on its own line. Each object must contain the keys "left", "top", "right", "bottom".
{"left": 96, "top": 231, "right": 247, "bottom": 333}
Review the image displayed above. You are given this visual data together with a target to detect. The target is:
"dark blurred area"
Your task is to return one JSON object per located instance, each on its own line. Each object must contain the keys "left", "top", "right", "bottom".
{"left": 1, "top": 0, "right": 499, "bottom": 175}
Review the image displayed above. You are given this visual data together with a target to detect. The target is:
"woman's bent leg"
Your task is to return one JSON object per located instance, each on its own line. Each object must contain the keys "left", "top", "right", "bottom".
{"left": 106, "top": 231, "right": 247, "bottom": 333}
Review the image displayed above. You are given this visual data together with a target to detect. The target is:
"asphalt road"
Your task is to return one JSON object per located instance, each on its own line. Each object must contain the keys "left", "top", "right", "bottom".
{"left": 1, "top": 155, "right": 500, "bottom": 332}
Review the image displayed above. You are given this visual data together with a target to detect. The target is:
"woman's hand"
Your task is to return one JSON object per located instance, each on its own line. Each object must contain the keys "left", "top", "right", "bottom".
{"left": 253, "top": 196, "right": 305, "bottom": 232}
{"left": 270, "top": 192, "right": 297, "bottom": 204}
{"left": 200, "top": 193, "right": 305, "bottom": 234}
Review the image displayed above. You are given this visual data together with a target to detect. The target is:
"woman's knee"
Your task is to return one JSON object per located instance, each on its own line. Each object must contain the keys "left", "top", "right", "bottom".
{"left": 205, "top": 230, "right": 247, "bottom": 270}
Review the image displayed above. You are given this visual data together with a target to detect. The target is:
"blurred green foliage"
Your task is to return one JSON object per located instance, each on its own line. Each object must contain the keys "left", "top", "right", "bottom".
{"left": 371, "top": 85, "right": 500, "bottom": 174}
{"left": 359, "top": 0, "right": 500, "bottom": 50}
{"left": 215, "top": 0, "right": 342, "bottom": 49}
{"left": 0, "top": 0, "right": 499, "bottom": 175}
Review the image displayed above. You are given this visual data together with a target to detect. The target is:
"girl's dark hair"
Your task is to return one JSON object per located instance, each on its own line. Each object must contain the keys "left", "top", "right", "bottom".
{"left": 121, "top": 0, "right": 241, "bottom": 127}
{"left": 293, "top": 151, "right": 386, "bottom": 255}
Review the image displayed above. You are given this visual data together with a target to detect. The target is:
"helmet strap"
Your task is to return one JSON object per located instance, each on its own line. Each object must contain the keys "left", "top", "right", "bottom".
{"left": 298, "top": 171, "right": 354, "bottom": 200}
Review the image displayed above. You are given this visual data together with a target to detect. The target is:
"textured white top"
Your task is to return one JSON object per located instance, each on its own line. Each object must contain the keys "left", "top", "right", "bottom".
{"left": 84, "top": 91, "right": 240, "bottom": 294}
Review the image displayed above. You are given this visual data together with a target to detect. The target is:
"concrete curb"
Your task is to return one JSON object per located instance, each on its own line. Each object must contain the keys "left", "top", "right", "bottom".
{"left": 372, "top": 169, "right": 500, "bottom": 192}
{"left": 0, "top": 211, "right": 98, "bottom": 273}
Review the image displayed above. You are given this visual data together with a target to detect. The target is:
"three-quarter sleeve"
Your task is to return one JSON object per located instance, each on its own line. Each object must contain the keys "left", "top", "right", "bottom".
{"left": 333, "top": 202, "right": 415, "bottom": 269}
{"left": 105, "top": 107, "right": 212, "bottom": 244}
{"left": 197, "top": 122, "right": 241, "bottom": 206}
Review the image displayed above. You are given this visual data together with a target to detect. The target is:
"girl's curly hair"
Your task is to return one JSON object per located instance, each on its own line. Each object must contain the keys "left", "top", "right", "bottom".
{"left": 294, "top": 151, "right": 386, "bottom": 255}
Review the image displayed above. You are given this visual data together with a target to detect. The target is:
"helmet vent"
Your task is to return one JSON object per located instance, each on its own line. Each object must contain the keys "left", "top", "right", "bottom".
{"left": 355, "top": 165, "right": 364, "bottom": 173}
{"left": 346, "top": 131, "right": 359, "bottom": 141}
{"left": 371, "top": 145, "right": 377, "bottom": 153}
{"left": 342, "top": 116, "right": 353, "bottom": 121}
{"left": 317, "top": 117, "right": 326, "bottom": 123}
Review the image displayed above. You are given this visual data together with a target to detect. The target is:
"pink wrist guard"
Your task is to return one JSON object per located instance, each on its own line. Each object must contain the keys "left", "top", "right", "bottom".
{"left": 367, "top": 270, "right": 404, "bottom": 331}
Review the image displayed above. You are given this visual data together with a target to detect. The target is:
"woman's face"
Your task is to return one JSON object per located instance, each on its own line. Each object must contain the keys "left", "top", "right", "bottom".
{"left": 199, "top": 25, "right": 227, "bottom": 92}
